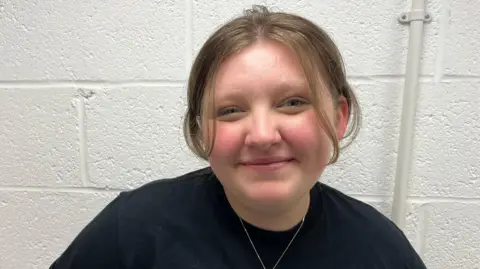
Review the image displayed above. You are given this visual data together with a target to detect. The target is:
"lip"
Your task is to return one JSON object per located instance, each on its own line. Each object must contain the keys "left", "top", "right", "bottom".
{"left": 240, "top": 157, "right": 294, "bottom": 172}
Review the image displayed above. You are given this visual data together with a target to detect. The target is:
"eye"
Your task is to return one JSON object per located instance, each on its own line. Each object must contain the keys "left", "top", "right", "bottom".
{"left": 277, "top": 97, "right": 310, "bottom": 114}
{"left": 280, "top": 97, "right": 308, "bottom": 108}
{"left": 216, "top": 107, "right": 241, "bottom": 117}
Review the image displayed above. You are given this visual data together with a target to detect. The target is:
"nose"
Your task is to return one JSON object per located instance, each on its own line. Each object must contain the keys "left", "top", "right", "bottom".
{"left": 244, "top": 110, "right": 281, "bottom": 150}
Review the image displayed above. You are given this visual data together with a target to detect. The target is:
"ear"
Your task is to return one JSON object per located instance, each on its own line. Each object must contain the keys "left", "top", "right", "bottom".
{"left": 335, "top": 96, "right": 349, "bottom": 140}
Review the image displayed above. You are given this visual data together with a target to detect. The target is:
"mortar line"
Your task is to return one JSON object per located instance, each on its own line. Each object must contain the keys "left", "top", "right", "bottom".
{"left": 185, "top": 0, "right": 193, "bottom": 75}
{"left": 0, "top": 80, "right": 185, "bottom": 88}
{"left": 441, "top": 75, "right": 480, "bottom": 81}
{"left": 77, "top": 97, "right": 89, "bottom": 187}
{"left": 347, "top": 193, "right": 480, "bottom": 204}
{"left": 434, "top": 0, "right": 451, "bottom": 83}
{"left": 0, "top": 186, "right": 125, "bottom": 194}
{"left": 348, "top": 75, "right": 480, "bottom": 84}
{"left": 409, "top": 196, "right": 480, "bottom": 203}
{"left": 416, "top": 204, "right": 429, "bottom": 258}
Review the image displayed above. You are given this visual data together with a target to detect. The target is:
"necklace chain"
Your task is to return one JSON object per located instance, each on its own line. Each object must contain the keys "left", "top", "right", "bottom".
{"left": 239, "top": 216, "right": 305, "bottom": 269}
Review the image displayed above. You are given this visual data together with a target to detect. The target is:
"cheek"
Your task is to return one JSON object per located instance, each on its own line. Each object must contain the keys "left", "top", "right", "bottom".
{"left": 209, "top": 122, "right": 244, "bottom": 160}
{"left": 281, "top": 111, "right": 331, "bottom": 155}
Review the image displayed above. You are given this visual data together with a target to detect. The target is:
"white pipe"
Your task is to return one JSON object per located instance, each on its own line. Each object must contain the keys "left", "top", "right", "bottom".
{"left": 391, "top": 0, "right": 428, "bottom": 230}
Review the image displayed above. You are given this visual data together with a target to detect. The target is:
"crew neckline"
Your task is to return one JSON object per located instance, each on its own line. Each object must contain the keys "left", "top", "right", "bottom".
{"left": 207, "top": 170, "right": 323, "bottom": 239}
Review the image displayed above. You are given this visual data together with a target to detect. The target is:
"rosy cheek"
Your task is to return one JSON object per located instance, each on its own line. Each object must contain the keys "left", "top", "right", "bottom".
{"left": 281, "top": 111, "right": 326, "bottom": 151}
{"left": 210, "top": 123, "right": 244, "bottom": 159}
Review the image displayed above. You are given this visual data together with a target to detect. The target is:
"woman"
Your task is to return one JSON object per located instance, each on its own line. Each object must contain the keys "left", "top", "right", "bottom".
{"left": 50, "top": 5, "right": 427, "bottom": 269}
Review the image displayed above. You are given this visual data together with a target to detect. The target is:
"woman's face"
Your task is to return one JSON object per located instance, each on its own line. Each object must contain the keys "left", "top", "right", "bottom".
{"left": 207, "top": 40, "right": 348, "bottom": 210}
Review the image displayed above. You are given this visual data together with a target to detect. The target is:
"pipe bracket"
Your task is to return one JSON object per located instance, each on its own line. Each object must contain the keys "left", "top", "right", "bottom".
{"left": 398, "top": 10, "right": 432, "bottom": 24}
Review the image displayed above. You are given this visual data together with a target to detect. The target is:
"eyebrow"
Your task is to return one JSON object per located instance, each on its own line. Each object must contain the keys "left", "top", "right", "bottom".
{"left": 215, "top": 80, "right": 308, "bottom": 102}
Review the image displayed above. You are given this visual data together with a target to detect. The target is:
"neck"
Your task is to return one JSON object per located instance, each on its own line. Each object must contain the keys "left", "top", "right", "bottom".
{"left": 225, "top": 192, "right": 310, "bottom": 232}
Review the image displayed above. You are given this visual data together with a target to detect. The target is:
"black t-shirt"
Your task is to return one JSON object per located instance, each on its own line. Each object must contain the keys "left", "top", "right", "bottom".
{"left": 49, "top": 167, "right": 427, "bottom": 269}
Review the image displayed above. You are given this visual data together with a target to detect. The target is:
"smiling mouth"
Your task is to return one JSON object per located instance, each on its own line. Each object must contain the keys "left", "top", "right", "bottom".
{"left": 241, "top": 159, "right": 293, "bottom": 171}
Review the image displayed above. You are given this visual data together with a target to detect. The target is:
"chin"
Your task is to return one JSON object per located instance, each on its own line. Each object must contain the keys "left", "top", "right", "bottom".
{"left": 243, "top": 178, "right": 302, "bottom": 206}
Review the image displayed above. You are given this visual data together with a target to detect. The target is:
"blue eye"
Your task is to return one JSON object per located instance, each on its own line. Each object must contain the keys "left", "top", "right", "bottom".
{"left": 217, "top": 107, "right": 240, "bottom": 117}
{"left": 282, "top": 98, "right": 307, "bottom": 107}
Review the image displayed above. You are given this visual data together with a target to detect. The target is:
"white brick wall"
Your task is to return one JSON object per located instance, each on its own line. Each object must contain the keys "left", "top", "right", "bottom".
{"left": 0, "top": 1, "right": 478, "bottom": 268}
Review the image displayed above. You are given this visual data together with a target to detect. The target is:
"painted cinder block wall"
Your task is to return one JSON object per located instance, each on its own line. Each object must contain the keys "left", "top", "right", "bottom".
{"left": 0, "top": 1, "right": 479, "bottom": 268}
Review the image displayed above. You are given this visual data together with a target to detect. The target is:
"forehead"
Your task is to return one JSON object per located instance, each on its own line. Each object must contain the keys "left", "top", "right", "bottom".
{"left": 214, "top": 40, "right": 308, "bottom": 98}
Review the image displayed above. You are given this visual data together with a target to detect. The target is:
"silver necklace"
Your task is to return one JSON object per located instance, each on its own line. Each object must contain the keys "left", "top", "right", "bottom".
{"left": 239, "top": 216, "right": 305, "bottom": 269}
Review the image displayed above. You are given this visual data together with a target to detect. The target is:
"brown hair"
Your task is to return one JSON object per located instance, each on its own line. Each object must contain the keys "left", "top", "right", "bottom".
{"left": 183, "top": 5, "right": 361, "bottom": 164}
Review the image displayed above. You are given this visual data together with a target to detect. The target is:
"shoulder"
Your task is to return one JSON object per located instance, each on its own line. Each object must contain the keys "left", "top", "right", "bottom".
{"left": 317, "top": 183, "right": 426, "bottom": 268}
{"left": 120, "top": 166, "right": 214, "bottom": 210}
{"left": 318, "top": 183, "right": 400, "bottom": 236}
{"left": 49, "top": 167, "right": 216, "bottom": 269}
{"left": 116, "top": 166, "right": 218, "bottom": 229}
